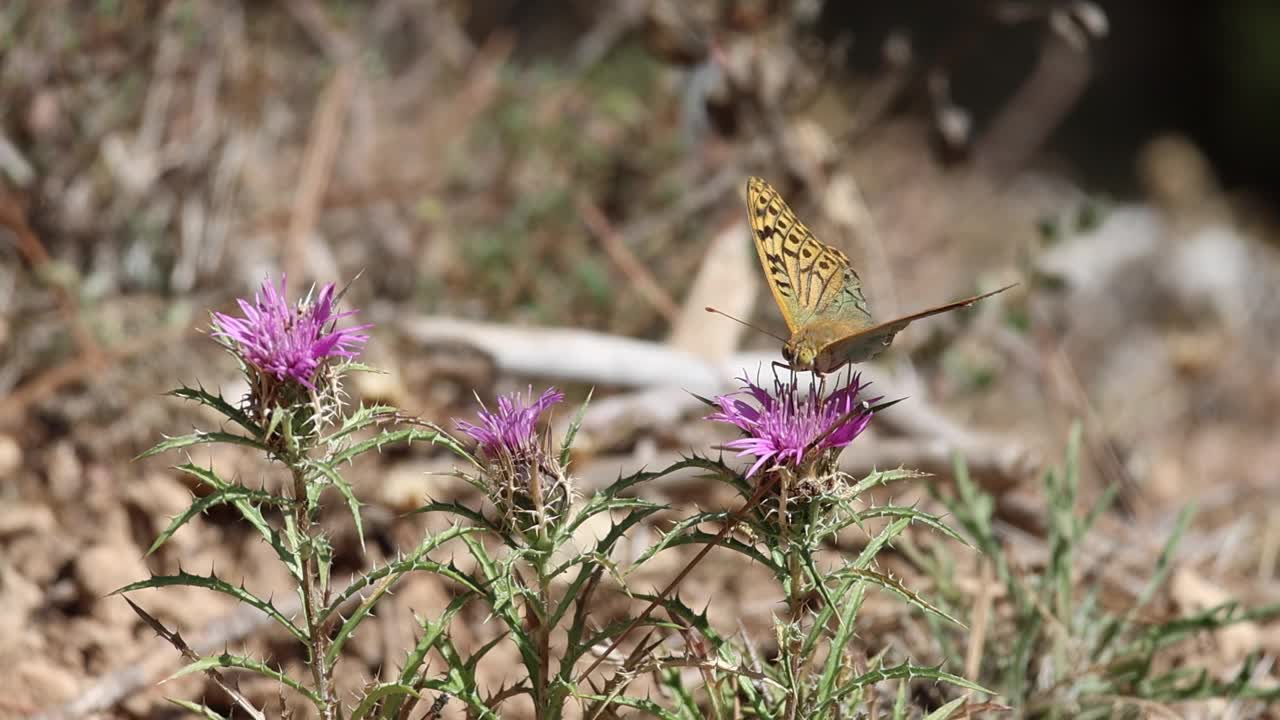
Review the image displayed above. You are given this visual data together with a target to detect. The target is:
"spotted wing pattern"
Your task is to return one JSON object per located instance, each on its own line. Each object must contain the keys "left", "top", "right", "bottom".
{"left": 745, "top": 177, "right": 872, "bottom": 334}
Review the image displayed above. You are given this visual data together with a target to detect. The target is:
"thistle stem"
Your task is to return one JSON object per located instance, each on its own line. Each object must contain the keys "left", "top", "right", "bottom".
{"left": 292, "top": 466, "right": 336, "bottom": 720}
{"left": 780, "top": 471, "right": 803, "bottom": 720}
{"left": 537, "top": 563, "right": 553, "bottom": 719}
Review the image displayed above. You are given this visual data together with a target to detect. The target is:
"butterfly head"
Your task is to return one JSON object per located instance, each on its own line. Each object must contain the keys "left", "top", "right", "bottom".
{"left": 782, "top": 337, "right": 820, "bottom": 372}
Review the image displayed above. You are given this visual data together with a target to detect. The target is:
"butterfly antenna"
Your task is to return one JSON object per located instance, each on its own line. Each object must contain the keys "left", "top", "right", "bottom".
{"left": 704, "top": 306, "right": 787, "bottom": 343}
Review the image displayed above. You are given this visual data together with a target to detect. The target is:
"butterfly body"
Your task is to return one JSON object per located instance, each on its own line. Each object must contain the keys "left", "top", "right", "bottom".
{"left": 783, "top": 318, "right": 897, "bottom": 373}
{"left": 745, "top": 176, "right": 1013, "bottom": 373}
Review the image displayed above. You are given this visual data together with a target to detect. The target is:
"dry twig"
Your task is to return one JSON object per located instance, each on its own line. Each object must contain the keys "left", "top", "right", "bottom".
{"left": 285, "top": 63, "right": 357, "bottom": 287}
{"left": 577, "top": 193, "right": 681, "bottom": 324}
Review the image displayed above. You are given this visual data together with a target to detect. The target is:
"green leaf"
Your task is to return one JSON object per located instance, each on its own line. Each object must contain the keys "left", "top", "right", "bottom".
{"left": 414, "top": 635, "right": 505, "bottom": 718}
{"left": 1095, "top": 505, "right": 1194, "bottom": 661}
{"left": 830, "top": 567, "right": 965, "bottom": 627}
{"left": 173, "top": 464, "right": 301, "bottom": 582}
{"left": 303, "top": 459, "right": 364, "bottom": 552}
{"left": 136, "top": 430, "right": 270, "bottom": 460}
{"left": 115, "top": 571, "right": 307, "bottom": 644}
{"left": 325, "top": 403, "right": 401, "bottom": 443}
{"left": 848, "top": 467, "right": 932, "bottom": 497}
{"left": 167, "top": 385, "right": 261, "bottom": 436}
{"left": 168, "top": 653, "right": 321, "bottom": 705}
{"left": 411, "top": 501, "right": 516, "bottom": 545}
{"left": 326, "top": 556, "right": 482, "bottom": 668}
{"left": 167, "top": 699, "right": 230, "bottom": 720}
{"left": 559, "top": 387, "right": 593, "bottom": 468}
{"left": 824, "top": 661, "right": 991, "bottom": 708}
{"left": 331, "top": 427, "right": 476, "bottom": 467}
{"left": 854, "top": 516, "right": 912, "bottom": 569}
{"left": 814, "top": 573, "right": 867, "bottom": 703}
{"left": 321, "top": 525, "right": 483, "bottom": 627}
{"left": 575, "top": 690, "right": 685, "bottom": 720}
{"left": 551, "top": 501, "right": 666, "bottom": 583}
{"left": 626, "top": 508, "right": 775, "bottom": 572}
{"left": 609, "top": 455, "right": 745, "bottom": 500}
{"left": 1143, "top": 600, "right": 1280, "bottom": 650}
{"left": 563, "top": 494, "right": 664, "bottom": 538}
{"left": 922, "top": 697, "right": 968, "bottom": 720}
{"left": 892, "top": 679, "right": 909, "bottom": 720}
{"left": 264, "top": 405, "right": 286, "bottom": 445}
{"left": 398, "top": 595, "right": 470, "bottom": 686}
{"left": 850, "top": 505, "right": 970, "bottom": 547}
{"left": 459, "top": 534, "right": 539, "bottom": 672}
{"left": 146, "top": 483, "right": 288, "bottom": 556}
{"left": 350, "top": 683, "right": 422, "bottom": 720}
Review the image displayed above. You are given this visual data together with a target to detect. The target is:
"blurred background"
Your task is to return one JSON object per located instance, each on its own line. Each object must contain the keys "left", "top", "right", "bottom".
{"left": 4, "top": 1, "right": 1280, "bottom": 717}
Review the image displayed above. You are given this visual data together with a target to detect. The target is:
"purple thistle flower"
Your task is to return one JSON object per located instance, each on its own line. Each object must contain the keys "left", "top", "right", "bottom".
{"left": 456, "top": 387, "right": 565, "bottom": 460}
{"left": 211, "top": 276, "right": 370, "bottom": 391}
{"left": 708, "top": 372, "right": 876, "bottom": 478}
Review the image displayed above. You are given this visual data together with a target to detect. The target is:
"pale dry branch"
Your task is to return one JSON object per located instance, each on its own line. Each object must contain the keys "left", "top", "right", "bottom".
{"left": 973, "top": 28, "right": 1094, "bottom": 181}
{"left": 286, "top": 62, "right": 357, "bottom": 288}
{"left": 400, "top": 319, "right": 1037, "bottom": 491}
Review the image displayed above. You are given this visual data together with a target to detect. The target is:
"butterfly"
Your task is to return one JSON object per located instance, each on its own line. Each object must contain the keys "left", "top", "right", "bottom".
{"left": 745, "top": 176, "right": 1015, "bottom": 374}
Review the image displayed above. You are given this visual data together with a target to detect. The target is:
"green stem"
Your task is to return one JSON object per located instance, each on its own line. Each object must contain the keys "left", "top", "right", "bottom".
{"left": 293, "top": 466, "right": 336, "bottom": 719}
{"left": 780, "top": 471, "right": 803, "bottom": 720}
{"left": 538, "top": 563, "right": 553, "bottom": 720}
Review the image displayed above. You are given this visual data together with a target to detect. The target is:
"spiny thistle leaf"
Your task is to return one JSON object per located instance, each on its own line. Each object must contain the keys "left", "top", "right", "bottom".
{"left": 325, "top": 403, "right": 401, "bottom": 443}
{"left": 325, "top": 555, "right": 477, "bottom": 667}
{"left": 168, "top": 653, "right": 321, "bottom": 705}
{"left": 320, "top": 525, "right": 483, "bottom": 625}
{"left": 576, "top": 690, "right": 684, "bottom": 720}
{"left": 168, "top": 384, "right": 261, "bottom": 436}
{"left": 824, "top": 661, "right": 992, "bottom": 708}
{"left": 831, "top": 567, "right": 965, "bottom": 627}
{"left": 626, "top": 509, "right": 774, "bottom": 572}
{"left": 610, "top": 454, "right": 744, "bottom": 499}
{"left": 412, "top": 500, "right": 517, "bottom": 545}
{"left": 136, "top": 430, "right": 270, "bottom": 460}
{"left": 414, "top": 676, "right": 500, "bottom": 719}
{"left": 813, "top": 576, "right": 868, "bottom": 701}
{"left": 559, "top": 387, "right": 593, "bottom": 468}
{"left": 854, "top": 515, "right": 912, "bottom": 569}
{"left": 632, "top": 526, "right": 774, "bottom": 573}
{"left": 146, "top": 483, "right": 288, "bottom": 556}
{"left": 849, "top": 506, "right": 970, "bottom": 548}
{"left": 848, "top": 467, "right": 931, "bottom": 497}
{"left": 1141, "top": 599, "right": 1280, "bottom": 649}
{"left": 398, "top": 595, "right": 470, "bottom": 687}
{"left": 303, "top": 458, "right": 365, "bottom": 552}
{"left": 167, "top": 699, "right": 231, "bottom": 720}
{"left": 115, "top": 572, "right": 307, "bottom": 644}
{"left": 350, "top": 682, "right": 422, "bottom": 720}
{"left": 463, "top": 631, "right": 511, "bottom": 677}
{"left": 921, "top": 697, "right": 968, "bottom": 719}
{"left": 458, "top": 533, "right": 538, "bottom": 669}
{"left": 562, "top": 491, "right": 665, "bottom": 540}
{"left": 330, "top": 427, "right": 476, "bottom": 467}
{"left": 551, "top": 503, "right": 666, "bottom": 583}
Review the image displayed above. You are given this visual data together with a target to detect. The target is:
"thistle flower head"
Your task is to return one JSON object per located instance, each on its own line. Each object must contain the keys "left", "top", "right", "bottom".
{"left": 456, "top": 386, "right": 570, "bottom": 536}
{"left": 457, "top": 387, "right": 565, "bottom": 461}
{"left": 708, "top": 370, "right": 876, "bottom": 479}
{"left": 211, "top": 275, "right": 369, "bottom": 392}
